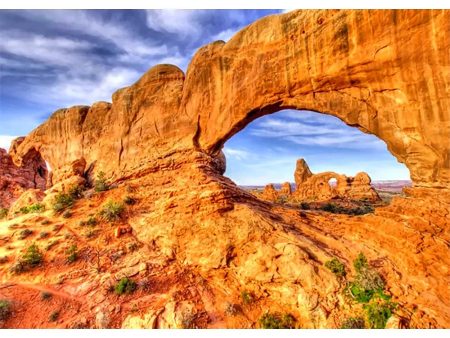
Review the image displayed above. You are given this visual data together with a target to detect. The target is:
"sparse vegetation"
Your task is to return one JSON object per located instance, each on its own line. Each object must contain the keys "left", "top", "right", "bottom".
{"left": 41, "top": 219, "right": 51, "bottom": 225}
{"left": 20, "top": 203, "right": 45, "bottom": 214}
{"left": 39, "top": 231, "right": 49, "bottom": 239}
{"left": 241, "top": 290, "right": 255, "bottom": 305}
{"left": 124, "top": 196, "right": 137, "bottom": 205}
{"left": 353, "top": 252, "right": 368, "bottom": 273}
{"left": 0, "top": 300, "right": 12, "bottom": 321}
{"left": 100, "top": 200, "right": 124, "bottom": 222}
{"left": 180, "top": 308, "right": 196, "bottom": 329}
{"left": 66, "top": 244, "right": 78, "bottom": 263}
{"left": 325, "top": 257, "right": 346, "bottom": 277}
{"left": 127, "top": 242, "right": 139, "bottom": 252}
{"left": 114, "top": 277, "right": 136, "bottom": 295}
{"left": 259, "top": 312, "right": 296, "bottom": 329}
{"left": 62, "top": 210, "right": 72, "bottom": 218}
{"left": 0, "top": 208, "right": 8, "bottom": 219}
{"left": 300, "top": 202, "right": 310, "bottom": 210}
{"left": 320, "top": 203, "right": 374, "bottom": 215}
{"left": 68, "top": 184, "right": 84, "bottom": 199}
{"left": 364, "top": 301, "right": 397, "bottom": 329}
{"left": 45, "top": 239, "right": 59, "bottom": 251}
{"left": 18, "top": 229, "right": 33, "bottom": 240}
{"left": 21, "top": 243, "right": 43, "bottom": 267}
{"left": 49, "top": 310, "right": 59, "bottom": 322}
{"left": 52, "top": 192, "right": 74, "bottom": 213}
{"left": 340, "top": 316, "right": 366, "bottom": 329}
{"left": 41, "top": 291, "right": 52, "bottom": 300}
{"left": 224, "top": 302, "right": 241, "bottom": 316}
{"left": 94, "top": 171, "right": 109, "bottom": 192}
{"left": 86, "top": 216, "right": 97, "bottom": 226}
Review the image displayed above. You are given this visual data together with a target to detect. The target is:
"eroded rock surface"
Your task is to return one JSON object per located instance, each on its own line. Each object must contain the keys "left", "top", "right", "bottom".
{"left": 0, "top": 138, "right": 48, "bottom": 208}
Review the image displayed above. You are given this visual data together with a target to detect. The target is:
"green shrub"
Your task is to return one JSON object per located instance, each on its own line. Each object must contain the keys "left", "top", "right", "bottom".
{"left": 123, "top": 196, "right": 136, "bottom": 205}
{"left": 0, "top": 300, "right": 11, "bottom": 321}
{"left": 340, "top": 317, "right": 366, "bottom": 329}
{"left": 68, "top": 184, "right": 84, "bottom": 199}
{"left": 86, "top": 216, "right": 97, "bottom": 226}
{"left": 325, "top": 257, "right": 346, "bottom": 277}
{"left": 241, "top": 290, "right": 255, "bottom": 305}
{"left": 66, "top": 244, "right": 78, "bottom": 263}
{"left": 259, "top": 312, "right": 296, "bottom": 329}
{"left": 300, "top": 202, "right": 310, "bottom": 210}
{"left": 353, "top": 253, "right": 368, "bottom": 273}
{"left": 20, "top": 203, "right": 45, "bottom": 214}
{"left": 94, "top": 171, "right": 109, "bottom": 192}
{"left": 321, "top": 203, "right": 338, "bottom": 213}
{"left": 18, "top": 229, "right": 33, "bottom": 240}
{"left": 21, "top": 243, "right": 43, "bottom": 267}
{"left": 41, "top": 291, "right": 52, "bottom": 300}
{"left": 115, "top": 277, "right": 136, "bottom": 295}
{"left": 0, "top": 208, "right": 8, "bottom": 219}
{"left": 364, "top": 301, "right": 396, "bottom": 329}
{"left": 62, "top": 210, "right": 72, "bottom": 218}
{"left": 49, "top": 310, "right": 60, "bottom": 322}
{"left": 355, "top": 268, "right": 385, "bottom": 292}
{"left": 52, "top": 192, "right": 74, "bottom": 213}
{"left": 100, "top": 200, "right": 124, "bottom": 222}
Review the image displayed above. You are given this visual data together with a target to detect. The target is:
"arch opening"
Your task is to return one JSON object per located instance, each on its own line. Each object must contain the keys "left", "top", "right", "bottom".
{"left": 222, "top": 109, "right": 411, "bottom": 210}
{"left": 20, "top": 148, "right": 51, "bottom": 191}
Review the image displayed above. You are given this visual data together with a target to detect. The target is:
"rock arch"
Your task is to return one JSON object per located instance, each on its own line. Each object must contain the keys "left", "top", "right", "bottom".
{"left": 8, "top": 9, "right": 450, "bottom": 190}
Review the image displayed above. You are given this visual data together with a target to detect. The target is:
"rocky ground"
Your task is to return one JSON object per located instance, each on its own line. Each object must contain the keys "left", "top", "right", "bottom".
{"left": 1, "top": 163, "right": 449, "bottom": 329}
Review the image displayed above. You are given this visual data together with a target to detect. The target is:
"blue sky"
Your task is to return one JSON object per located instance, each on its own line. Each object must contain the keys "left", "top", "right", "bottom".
{"left": 0, "top": 10, "right": 410, "bottom": 184}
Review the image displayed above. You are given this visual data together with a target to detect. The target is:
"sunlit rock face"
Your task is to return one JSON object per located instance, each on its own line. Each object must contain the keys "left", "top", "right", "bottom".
{"left": 8, "top": 10, "right": 450, "bottom": 189}
{"left": 0, "top": 138, "right": 48, "bottom": 208}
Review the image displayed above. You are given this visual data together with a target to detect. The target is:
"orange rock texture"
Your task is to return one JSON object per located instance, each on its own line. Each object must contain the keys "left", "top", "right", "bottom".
{"left": 1, "top": 10, "right": 450, "bottom": 329}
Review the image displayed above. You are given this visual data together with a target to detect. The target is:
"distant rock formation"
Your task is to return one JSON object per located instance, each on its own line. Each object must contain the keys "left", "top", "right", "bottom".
{"left": 259, "top": 158, "right": 380, "bottom": 202}
{"left": 0, "top": 138, "right": 48, "bottom": 208}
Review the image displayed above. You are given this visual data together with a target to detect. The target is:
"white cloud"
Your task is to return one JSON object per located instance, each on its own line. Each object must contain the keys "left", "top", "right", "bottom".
{"left": 146, "top": 10, "right": 207, "bottom": 39}
{"left": 211, "top": 28, "right": 237, "bottom": 42}
{"left": 250, "top": 114, "right": 385, "bottom": 149}
{"left": 0, "top": 135, "right": 18, "bottom": 151}
{"left": 223, "top": 147, "right": 251, "bottom": 161}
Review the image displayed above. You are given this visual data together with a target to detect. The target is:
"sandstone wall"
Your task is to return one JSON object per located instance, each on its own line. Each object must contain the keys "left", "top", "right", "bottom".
{"left": 8, "top": 10, "right": 450, "bottom": 189}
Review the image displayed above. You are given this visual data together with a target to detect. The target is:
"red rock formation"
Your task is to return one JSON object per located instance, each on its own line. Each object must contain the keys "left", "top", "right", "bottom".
{"left": 1, "top": 10, "right": 449, "bottom": 329}
{"left": 292, "top": 160, "right": 380, "bottom": 202}
{"left": 0, "top": 138, "right": 48, "bottom": 208}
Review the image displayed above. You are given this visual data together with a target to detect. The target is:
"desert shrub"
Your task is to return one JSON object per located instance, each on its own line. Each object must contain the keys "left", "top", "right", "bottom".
{"left": 300, "top": 202, "right": 310, "bottom": 210}
{"left": 259, "top": 312, "right": 296, "bottom": 329}
{"left": 350, "top": 205, "right": 374, "bottom": 215}
{"left": 84, "top": 229, "right": 98, "bottom": 239}
{"left": 364, "top": 301, "right": 396, "bottom": 329}
{"left": 123, "top": 196, "right": 137, "bottom": 205}
{"left": 86, "top": 216, "right": 97, "bottom": 226}
{"left": 100, "top": 200, "right": 124, "bottom": 222}
{"left": 353, "top": 252, "right": 368, "bottom": 273}
{"left": 355, "top": 268, "right": 385, "bottom": 292}
{"left": 0, "top": 208, "right": 8, "bottom": 219}
{"left": 180, "top": 309, "right": 196, "bottom": 329}
{"left": 62, "top": 210, "right": 72, "bottom": 218}
{"left": 115, "top": 277, "right": 136, "bottom": 295}
{"left": 321, "top": 203, "right": 338, "bottom": 213}
{"left": 0, "top": 256, "right": 8, "bottom": 264}
{"left": 325, "top": 257, "right": 346, "bottom": 277}
{"left": 0, "top": 300, "right": 11, "bottom": 321}
{"left": 94, "top": 171, "right": 109, "bottom": 192}
{"left": 21, "top": 243, "right": 43, "bottom": 267}
{"left": 66, "top": 244, "right": 78, "bottom": 263}
{"left": 127, "top": 242, "right": 139, "bottom": 252}
{"left": 45, "top": 240, "right": 59, "bottom": 251}
{"left": 39, "top": 231, "right": 49, "bottom": 239}
{"left": 20, "top": 203, "right": 45, "bottom": 214}
{"left": 49, "top": 310, "right": 60, "bottom": 322}
{"left": 41, "top": 219, "right": 51, "bottom": 225}
{"left": 52, "top": 192, "right": 74, "bottom": 212}
{"left": 241, "top": 290, "right": 255, "bottom": 305}
{"left": 68, "top": 184, "right": 84, "bottom": 199}
{"left": 340, "top": 316, "right": 366, "bottom": 329}
{"left": 41, "top": 291, "right": 52, "bottom": 300}
{"left": 18, "top": 229, "right": 33, "bottom": 240}
{"left": 224, "top": 302, "right": 241, "bottom": 316}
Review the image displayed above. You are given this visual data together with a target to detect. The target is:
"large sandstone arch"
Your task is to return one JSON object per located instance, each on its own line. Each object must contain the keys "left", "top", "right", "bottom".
{"left": 9, "top": 9, "right": 450, "bottom": 189}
